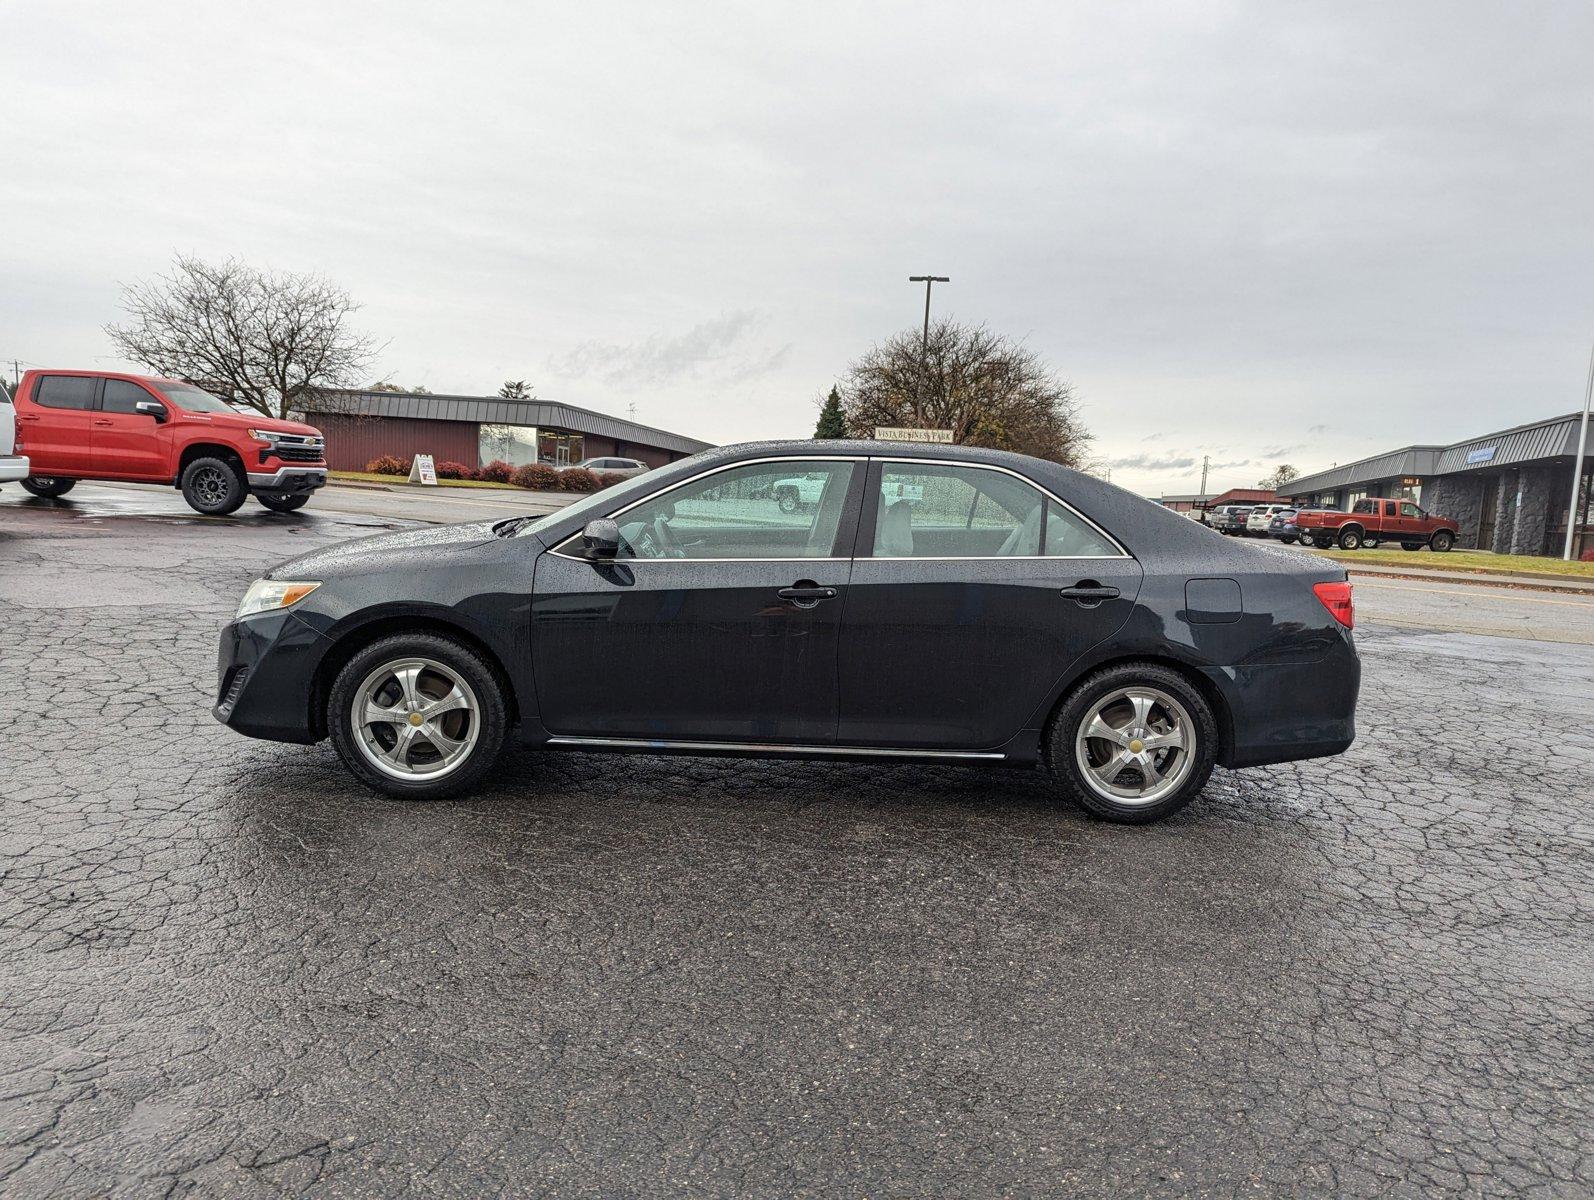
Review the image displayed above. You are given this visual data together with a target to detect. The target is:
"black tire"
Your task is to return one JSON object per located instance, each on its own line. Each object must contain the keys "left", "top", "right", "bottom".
{"left": 777, "top": 489, "right": 799, "bottom": 514}
{"left": 180, "top": 456, "right": 247, "bottom": 515}
{"left": 327, "top": 632, "right": 509, "bottom": 801}
{"left": 1401, "top": 542, "right": 1422, "bottom": 552}
{"left": 1044, "top": 662, "right": 1219, "bottom": 825}
{"left": 1430, "top": 530, "right": 1454, "bottom": 552}
{"left": 256, "top": 491, "right": 310, "bottom": 513}
{"left": 20, "top": 476, "right": 76, "bottom": 498}
{"left": 1313, "top": 536, "right": 1334, "bottom": 549}
{"left": 1337, "top": 527, "right": 1363, "bottom": 550}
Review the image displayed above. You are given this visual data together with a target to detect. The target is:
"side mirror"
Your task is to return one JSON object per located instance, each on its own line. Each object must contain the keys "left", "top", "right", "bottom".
{"left": 135, "top": 400, "right": 168, "bottom": 423}
{"left": 580, "top": 518, "right": 621, "bottom": 560}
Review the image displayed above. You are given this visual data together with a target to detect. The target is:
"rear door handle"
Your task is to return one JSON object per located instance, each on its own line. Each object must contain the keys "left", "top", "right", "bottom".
{"left": 93, "top": 419, "right": 114, "bottom": 426}
{"left": 777, "top": 584, "right": 838, "bottom": 606}
{"left": 1060, "top": 583, "right": 1121, "bottom": 603}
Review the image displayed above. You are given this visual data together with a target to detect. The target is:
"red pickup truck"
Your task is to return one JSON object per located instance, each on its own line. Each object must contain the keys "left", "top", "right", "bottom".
{"left": 1295, "top": 497, "right": 1458, "bottom": 552}
{"left": 10, "top": 370, "right": 326, "bottom": 515}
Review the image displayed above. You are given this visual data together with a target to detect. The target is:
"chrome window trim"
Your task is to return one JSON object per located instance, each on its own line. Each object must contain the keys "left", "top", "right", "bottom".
{"left": 545, "top": 451, "right": 1132, "bottom": 563}
{"left": 545, "top": 735, "right": 1005, "bottom": 760}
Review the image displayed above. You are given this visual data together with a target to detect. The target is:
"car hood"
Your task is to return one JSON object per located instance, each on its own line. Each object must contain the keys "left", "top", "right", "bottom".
{"left": 181, "top": 410, "right": 321, "bottom": 438}
{"left": 268, "top": 520, "right": 502, "bottom": 579}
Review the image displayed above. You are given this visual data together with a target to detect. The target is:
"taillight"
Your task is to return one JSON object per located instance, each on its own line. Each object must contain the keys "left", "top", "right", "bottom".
{"left": 1313, "top": 581, "right": 1354, "bottom": 629}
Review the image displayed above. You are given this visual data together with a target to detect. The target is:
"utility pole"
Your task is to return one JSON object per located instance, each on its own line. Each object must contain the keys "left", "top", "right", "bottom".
{"left": 1199, "top": 454, "right": 1210, "bottom": 499}
{"left": 1563, "top": 339, "right": 1594, "bottom": 560}
{"left": 908, "top": 275, "right": 949, "bottom": 428}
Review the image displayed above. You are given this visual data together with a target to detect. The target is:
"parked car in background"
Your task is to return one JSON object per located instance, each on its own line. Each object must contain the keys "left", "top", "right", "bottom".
{"left": 214, "top": 440, "right": 1360, "bottom": 826}
{"left": 1270, "top": 506, "right": 1340, "bottom": 544}
{"left": 1295, "top": 498, "right": 1458, "bottom": 551}
{"left": 0, "top": 384, "right": 30, "bottom": 487}
{"left": 1245, "top": 503, "right": 1294, "bottom": 536}
{"left": 1209, "top": 505, "right": 1254, "bottom": 535}
{"left": 9, "top": 370, "right": 326, "bottom": 515}
{"left": 575, "top": 456, "right": 649, "bottom": 479}
{"left": 772, "top": 471, "right": 830, "bottom": 513}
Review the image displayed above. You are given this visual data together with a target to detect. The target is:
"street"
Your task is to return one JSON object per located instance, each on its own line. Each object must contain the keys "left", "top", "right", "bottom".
{"left": 1, "top": 485, "right": 1590, "bottom": 1197}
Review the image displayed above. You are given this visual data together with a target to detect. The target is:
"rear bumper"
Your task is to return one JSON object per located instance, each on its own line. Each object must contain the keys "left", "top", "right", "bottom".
{"left": 213, "top": 609, "right": 328, "bottom": 744}
{"left": 1204, "top": 636, "right": 1360, "bottom": 768}
{"left": 0, "top": 454, "right": 29, "bottom": 483}
{"left": 247, "top": 466, "right": 327, "bottom": 494}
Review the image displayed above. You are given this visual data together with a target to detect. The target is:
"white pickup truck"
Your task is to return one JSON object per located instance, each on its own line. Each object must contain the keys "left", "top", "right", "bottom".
{"left": 0, "top": 385, "right": 31, "bottom": 486}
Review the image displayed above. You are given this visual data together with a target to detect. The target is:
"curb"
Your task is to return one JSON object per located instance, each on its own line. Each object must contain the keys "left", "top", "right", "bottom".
{"left": 1345, "top": 566, "right": 1594, "bottom": 596}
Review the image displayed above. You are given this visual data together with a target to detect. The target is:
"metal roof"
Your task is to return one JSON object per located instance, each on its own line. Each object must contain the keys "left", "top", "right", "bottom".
{"left": 1286, "top": 446, "right": 1443, "bottom": 496}
{"left": 315, "top": 389, "right": 713, "bottom": 456}
{"left": 1432, "top": 412, "right": 1582, "bottom": 474}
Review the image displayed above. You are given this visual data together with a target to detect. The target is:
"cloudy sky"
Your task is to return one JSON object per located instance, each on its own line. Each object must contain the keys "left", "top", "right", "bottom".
{"left": 3, "top": 1, "right": 1592, "bottom": 496}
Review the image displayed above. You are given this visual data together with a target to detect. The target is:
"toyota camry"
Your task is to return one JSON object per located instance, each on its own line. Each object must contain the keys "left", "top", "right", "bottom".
{"left": 215, "top": 441, "right": 1360, "bottom": 824}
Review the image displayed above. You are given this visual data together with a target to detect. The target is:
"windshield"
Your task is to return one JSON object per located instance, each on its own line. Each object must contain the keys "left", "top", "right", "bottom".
{"left": 153, "top": 381, "right": 242, "bottom": 414}
{"left": 509, "top": 469, "right": 664, "bottom": 538}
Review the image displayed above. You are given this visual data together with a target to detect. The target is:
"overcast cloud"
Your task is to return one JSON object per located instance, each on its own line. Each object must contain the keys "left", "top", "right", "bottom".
{"left": 3, "top": 1, "right": 1591, "bottom": 496}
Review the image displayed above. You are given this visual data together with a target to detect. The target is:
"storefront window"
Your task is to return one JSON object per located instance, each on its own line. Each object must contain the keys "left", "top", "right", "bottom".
{"left": 538, "top": 431, "right": 584, "bottom": 466}
{"left": 479, "top": 424, "right": 539, "bottom": 467}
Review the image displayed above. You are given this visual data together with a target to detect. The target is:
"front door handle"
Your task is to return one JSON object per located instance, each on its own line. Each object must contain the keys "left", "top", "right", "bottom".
{"left": 777, "top": 583, "right": 838, "bottom": 607}
{"left": 93, "top": 419, "right": 114, "bottom": 427}
{"left": 1060, "top": 582, "right": 1121, "bottom": 605}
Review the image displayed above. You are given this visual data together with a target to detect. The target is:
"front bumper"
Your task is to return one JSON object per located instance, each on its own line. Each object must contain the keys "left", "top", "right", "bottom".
{"left": 246, "top": 466, "right": 327, "bottom": 494}
{"left": 0, "top": 453, "right": 30, "bottom": 483}
{"left": 213, "top": 609, "right": 328, "bottom": 744}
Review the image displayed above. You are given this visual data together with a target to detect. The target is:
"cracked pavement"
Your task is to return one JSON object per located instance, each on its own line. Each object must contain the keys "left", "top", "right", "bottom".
{"left": 1, "top": 492, "right": 1590, "bottom": 1197}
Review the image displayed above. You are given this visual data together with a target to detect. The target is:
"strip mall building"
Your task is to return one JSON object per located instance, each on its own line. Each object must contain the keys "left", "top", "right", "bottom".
{"left": 312, "top": 389, "right": 712, "bottom": 472}
{"left": 1284, "top": 412, "right": 1592, "bottom": 557}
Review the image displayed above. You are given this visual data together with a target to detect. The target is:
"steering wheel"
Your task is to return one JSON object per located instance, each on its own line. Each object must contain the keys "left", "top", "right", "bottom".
{"left": 651, "top": 514, "right": 685, "bottom": 559}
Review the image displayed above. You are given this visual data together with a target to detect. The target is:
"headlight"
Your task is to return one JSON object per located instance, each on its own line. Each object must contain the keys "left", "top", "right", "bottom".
{"left": 236, "top": 579, "right": 321, "bottom": 619}
{"left": 247, "top": 429, "right": 282, "bottom": 443}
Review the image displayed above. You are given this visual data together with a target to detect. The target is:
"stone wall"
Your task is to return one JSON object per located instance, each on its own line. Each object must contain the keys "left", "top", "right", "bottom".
{"left": 1507, "top": 464, "right": 1558, "bottom": 556}
{"left": 1425, "top": 474, "right": 1487, "bottom": 548}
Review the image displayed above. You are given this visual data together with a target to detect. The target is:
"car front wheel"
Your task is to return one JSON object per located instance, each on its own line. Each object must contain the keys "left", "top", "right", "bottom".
{"left": 20, "top": 476, "right": 76, "bottom": 498}
{"left": 1045, "top": 663, "right": 1219, "bottom": 824}
{"left": 1430, "top": 530, "right": 1454, "bottom": 552}
{"left": 327, "top": 633, "right": 509, "bottom": 800}
{"left": 180, "top": 456, "right": 247, "bottom": 515}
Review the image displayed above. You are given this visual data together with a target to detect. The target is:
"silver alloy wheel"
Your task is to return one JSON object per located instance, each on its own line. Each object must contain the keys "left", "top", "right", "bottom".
{"left": 1074, "top": 686, "right": 1196, "bottom": 807}
{"left": 351, "top": 656, "right": 481, "bottom": 781}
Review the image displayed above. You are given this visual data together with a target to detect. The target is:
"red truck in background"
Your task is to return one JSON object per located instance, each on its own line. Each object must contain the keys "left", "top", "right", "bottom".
{"left": 1294, "top": 497, "right": 1458, "bottom": 552}
{"left": 10, "top": 370, "right": 326, "bottom": 515}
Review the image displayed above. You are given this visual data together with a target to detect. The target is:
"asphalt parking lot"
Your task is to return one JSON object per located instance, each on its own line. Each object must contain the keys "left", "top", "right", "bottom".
{"left": 2, "top": 486, "right": 1590, "bottom": 1198}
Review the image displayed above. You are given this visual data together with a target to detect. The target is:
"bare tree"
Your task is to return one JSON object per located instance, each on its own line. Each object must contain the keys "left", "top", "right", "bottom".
{"left": 105, "top": 255, "right": 378, "bottom": 419}
{"left": 837, "top": 319, "right": 1091, "bottom": 466}
{"left": 1259, "top": 463, "right": 1300, "bottom": 490}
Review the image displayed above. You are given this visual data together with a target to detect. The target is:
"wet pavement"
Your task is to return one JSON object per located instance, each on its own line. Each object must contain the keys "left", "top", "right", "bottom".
{"left": 1, "top": 492, "right": 1590, "bottom": 1198}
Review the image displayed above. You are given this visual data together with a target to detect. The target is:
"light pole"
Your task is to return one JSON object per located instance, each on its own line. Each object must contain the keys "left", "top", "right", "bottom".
{"left": 908, "top": 275, "right": 948, "bottom": 428}
{"left": 1564, "top": 339, "right": 1594, "bottom": 560}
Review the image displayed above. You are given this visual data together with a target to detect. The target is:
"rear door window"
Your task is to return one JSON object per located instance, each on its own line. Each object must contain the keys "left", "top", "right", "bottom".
{"left": 34, "top": 376, "right": 98, "bottom": 410}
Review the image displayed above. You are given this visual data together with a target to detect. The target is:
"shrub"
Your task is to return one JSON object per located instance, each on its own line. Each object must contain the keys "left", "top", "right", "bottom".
{"left": 557, "top": 467, "right": 603, "bottom": 493}
{"left": 435, "top": 460, "right": 477, "bottom": 480}
{"left": 595, "top": 471, "right": 630, "bottom": 489}
{"left": 366, "top": 455, "right": 406, "bottom": 476}
{"left": 510, "top": 463, "right": 562, "bottom": 491}
{"left": 478, "top": 459, "right": 514, "bottom": 483}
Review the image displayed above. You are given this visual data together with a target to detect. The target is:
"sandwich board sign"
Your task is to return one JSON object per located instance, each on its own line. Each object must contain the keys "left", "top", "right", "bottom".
{"left": 408, "top": 454, "right": 438, "bottom": 485}
{"left": 874, "top": 427, "right": 954, "bottom": 444}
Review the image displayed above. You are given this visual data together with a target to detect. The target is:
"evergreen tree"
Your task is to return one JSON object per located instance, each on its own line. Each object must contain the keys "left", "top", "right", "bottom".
{"left": 813, "top": 385, "right": 847, "bottom": 438}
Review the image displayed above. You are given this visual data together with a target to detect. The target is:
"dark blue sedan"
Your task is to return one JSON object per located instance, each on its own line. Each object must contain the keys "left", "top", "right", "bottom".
{"left": 214, "top": 441, "right": 1360, "bottom": 824}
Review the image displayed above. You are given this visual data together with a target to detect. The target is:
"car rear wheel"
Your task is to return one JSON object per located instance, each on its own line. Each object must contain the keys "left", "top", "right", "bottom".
{"left": 1044, "top": 663, "right": 1219, "bottom": 824}
{"left": 20, "top": 476, "right": 76, "bottom": 498}
{"left": 328, "top": 633, "right": 508, "bottom": 800}
{"left": 1337, "top": 527, "right": 1363, "bottom": 550}
{"left": 1430, "top": 530, "right": 1454, "bottom": 552}
{"left": 256, "top": 491, "right": 310, "bottom": 513}
{"left": 1401, "top": 541, "right": 1422, "bottom": 552}
{"left": 180, "top": 456, "right": 248, "bottom": 515}
{"left": 777, "top": 489, "right": 799, "bottom": 514}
